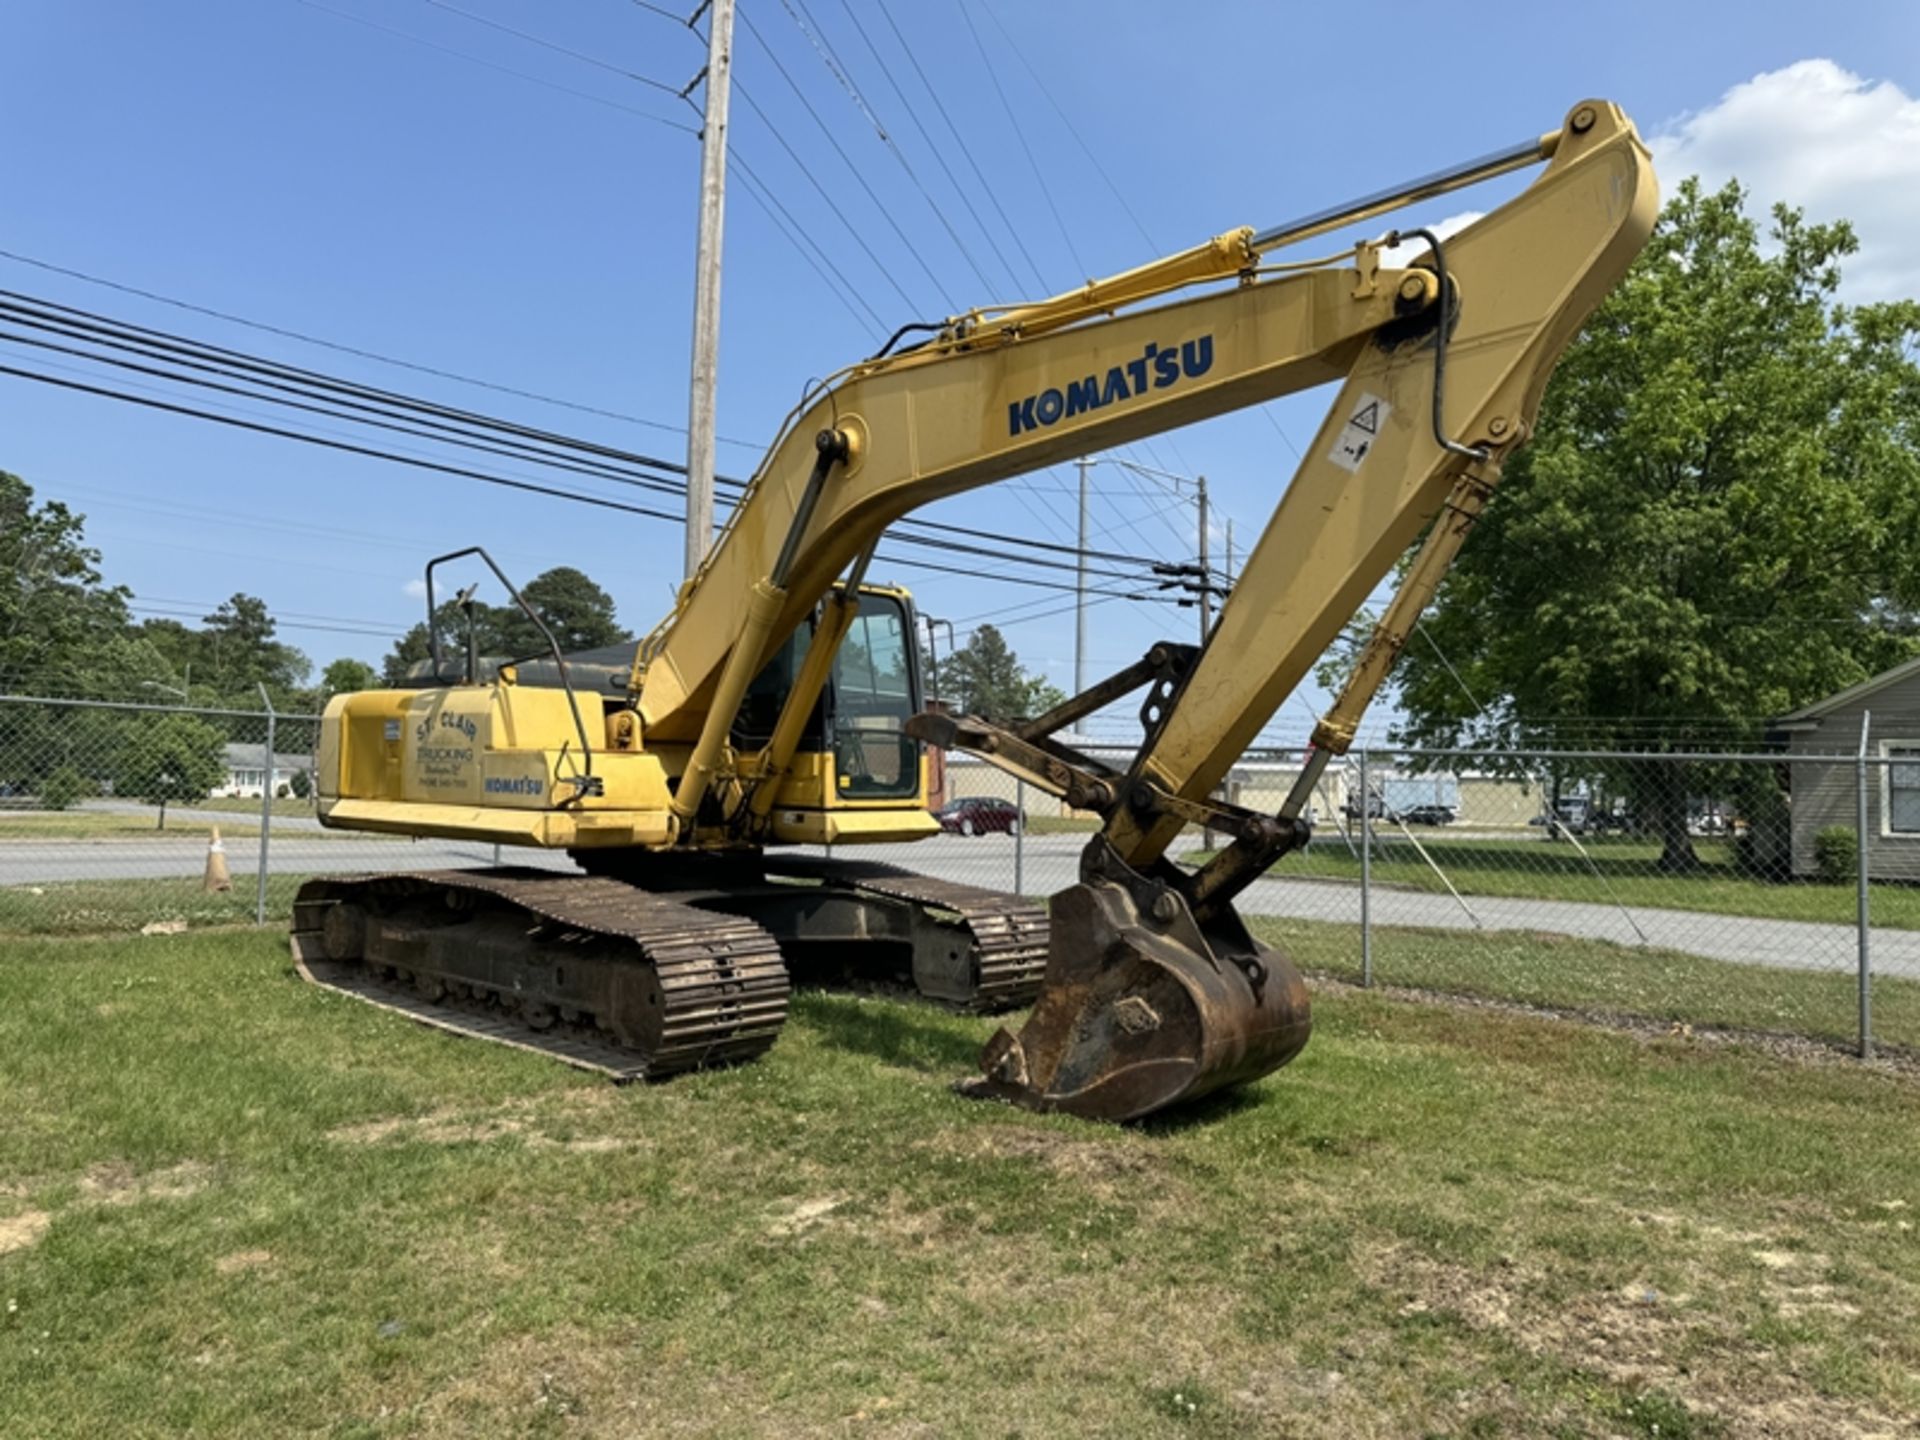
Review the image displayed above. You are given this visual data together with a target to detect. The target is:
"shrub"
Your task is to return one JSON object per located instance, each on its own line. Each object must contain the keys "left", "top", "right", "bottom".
{"left": 39, "top": 765, "right": 93, "bottom": 811}
{"left": 1814, "top": 825, "right": 1859, "bottom": 884}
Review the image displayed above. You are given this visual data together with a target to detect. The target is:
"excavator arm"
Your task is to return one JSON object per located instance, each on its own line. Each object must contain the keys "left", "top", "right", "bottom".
{"left": 641, "top": 103, "right": 1652, "bottom": 845}
{"left": 627, "top": 99, "right": 1654, "bottom": 1119}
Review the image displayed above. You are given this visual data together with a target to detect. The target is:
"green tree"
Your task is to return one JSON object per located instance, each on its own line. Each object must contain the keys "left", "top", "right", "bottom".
{"left": 383, "top": 599, "right": 508, "bottom": 685}
{"left": 196, "top": 593, "right": 309, "bottom": 704}
{"left": 942, "top": 624, "right": 1066, "bottom": 720}
{"left": 382, "top": 567, "right": 630, "bottom": 682}
{"left": 321, "top": 657, "right": 379, "bottom": 697}
{"left": 114, "top": 712, "right": 227, "bottom": 830}
{"left": 498, "top": 567, "right": 630, "bottom": 655}
{"left": 1389, "top": 181, "right": 1920, "bottom": 870}
{"left": 0, "top": 471, "right": 138, "bottom": 695}
{"left": 39, "top": 764, "right": 93, "bottom": 811}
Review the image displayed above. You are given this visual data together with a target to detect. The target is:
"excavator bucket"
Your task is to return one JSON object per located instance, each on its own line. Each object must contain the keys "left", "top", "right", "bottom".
{"left": 964, "top": 846, "right": 1311, "bottom": 1122}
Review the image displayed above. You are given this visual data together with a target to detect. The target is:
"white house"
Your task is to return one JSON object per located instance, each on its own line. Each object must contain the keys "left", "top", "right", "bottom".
{"left": 216, "top": 743, "right": 313, "bottom": 800}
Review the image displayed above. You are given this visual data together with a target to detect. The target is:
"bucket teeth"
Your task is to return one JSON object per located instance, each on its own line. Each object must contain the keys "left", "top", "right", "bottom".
{"left": 960, "top": 872, "right": 1311, "bottom": 1123}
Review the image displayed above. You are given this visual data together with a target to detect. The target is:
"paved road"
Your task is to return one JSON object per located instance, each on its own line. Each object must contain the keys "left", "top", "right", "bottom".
{"left": 5, "top": 825, "right": 1905, "bottom": 980}
{"left": 0, "top": 836, "right": 523, "bottom": 882}
{"left": 806, "top": 834, "right": 1911, "bottom": 980}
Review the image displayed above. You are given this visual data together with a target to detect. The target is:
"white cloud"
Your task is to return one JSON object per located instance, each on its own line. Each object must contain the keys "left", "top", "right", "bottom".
{"left": 402, "top": 578, "right": 427, "bottom": 599}
{"left": 1650, "top": 60, "right": 1920, "bottom": 303}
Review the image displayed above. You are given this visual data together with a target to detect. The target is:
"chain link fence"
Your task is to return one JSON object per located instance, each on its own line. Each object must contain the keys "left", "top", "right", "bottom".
{"left": 0, "top": 693, "right": 509, "bottom": 935}
{"left": 5, "top": 690, "right": 1913, "bottom": 1059}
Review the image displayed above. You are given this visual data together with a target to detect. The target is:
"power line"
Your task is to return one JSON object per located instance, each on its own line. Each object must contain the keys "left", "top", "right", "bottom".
{"left": 0, "top": 320, "right": 1158, "bottom": 585}
{"left": 953, "top": 0, "right": 1085, "bottom": 280}
{"left": 294, "top": 0, "right": 698, "bottom": 134}
{"left": 0, "top": 360, "right": 1170, "bottom": 604}
{"left": 420, "top": 0, "right": 688, "bottom": 96}
{"left": 0, "top": 291, "right": 700, "bottom": 483}
{"left": 630, "top": 0, "right": 696, "bottom": 23}
{"left": 726, "top": 151, "right": 891, "bottom": 336}
{"left": 773, "top": 0, "right": 1001, "bottom": 296}
{"left": 0, "top": 360, "right": 693, "bottom": 521}
{"left": 972, "top": 0, "right": 1157, "bottom": 254}
{"left": 0, "top": 285, "right": 1177, "bottom": 576}
{"left": 830, "top": 0, "right": 1023, "bottom": 293}
{"left": 727, "top": 80, "right": 923, "bottom": 316}
{"left": 678, "top": 3, "right": 1092, "bottom": 560}
{"left": 137, "top": 594, "right": 406, "bottom": 631}
{"left": 291, "top": 0, "right": 886, "bottom": 363}
{"left": 129, "top": 603, "right": 400, "bottom": 641}
{"left": 0, "top": 246, "right": 760, "bottom": 448}
{"left": 733, "top": 5, "right": 955, "bottom": 311}
{"left": 871, "top": 0, "right": 1047, "bottom": 292}
{"left": 0, "top": 311, "right": 694, "bottom": 503}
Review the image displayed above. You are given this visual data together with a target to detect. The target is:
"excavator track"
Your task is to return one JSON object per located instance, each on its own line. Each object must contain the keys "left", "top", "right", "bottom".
{"left": 291, "top": 868, "right": 790, "bottom": 1080}
{"left": 762, "top": 856, "right": 1048, "bottom": 1011}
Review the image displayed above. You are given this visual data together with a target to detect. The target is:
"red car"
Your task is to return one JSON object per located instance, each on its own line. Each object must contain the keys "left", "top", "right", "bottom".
{"left": 934, "top": 796, "right": 1023, "bottom": 836}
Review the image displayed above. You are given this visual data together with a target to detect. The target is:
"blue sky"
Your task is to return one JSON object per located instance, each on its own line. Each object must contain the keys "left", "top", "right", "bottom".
{"left": 4, "top": 1, "right": 1917, "bottom": 739}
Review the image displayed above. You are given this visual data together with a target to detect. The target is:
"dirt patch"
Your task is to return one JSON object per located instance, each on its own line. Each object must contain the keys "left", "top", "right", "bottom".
{"left": 327, "top": 1114, "right": 527, "bottom": 1147}
{"left": 400, "top": 1327, "right": 855, "bottom": 1439}
{"left": 765, "top": 1195, "right": 844, "bottom": 1237}
{"left": 78, "top": 1159, "right": 211, "bottom": 1206}
{"left": 326, "top": 1094, "right": 637, "bottom": 1154}
{"left": 0, "top": 1209, "right": 52, "bottom": 1255}
{"left": 963, "top": 1125, "right": 1157, "bottom": 1181}
{"left": 215, "top": 1248, "right": 274, "bottom": 1275}
{"left": 1750, "top": 1247, "right": 1826, "bottom": 1271}
{"left": 1363, "top": 1242, "right": 1913, "bottom": 1438}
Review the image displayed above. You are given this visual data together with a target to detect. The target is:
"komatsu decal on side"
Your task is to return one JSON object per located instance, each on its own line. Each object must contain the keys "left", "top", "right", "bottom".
{"left": 1008, "top": 335, "right": 1214, "bottom": 436}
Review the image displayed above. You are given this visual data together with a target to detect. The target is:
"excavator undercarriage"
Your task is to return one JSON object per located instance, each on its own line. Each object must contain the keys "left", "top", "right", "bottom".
{"left": 292, "top": 855, "right": 1047, "bottom": 1081}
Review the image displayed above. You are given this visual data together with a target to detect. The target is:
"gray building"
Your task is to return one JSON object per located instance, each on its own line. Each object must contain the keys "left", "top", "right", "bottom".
{"left": 1773, "top": 657, "right": 1920, "bottom": 880}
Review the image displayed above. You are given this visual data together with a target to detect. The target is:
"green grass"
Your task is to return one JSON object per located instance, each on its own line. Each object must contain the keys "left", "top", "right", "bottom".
{"left": 1184, "top": 833, "right": 1920, "bottom": 930}
{"left": 0, "top": 813, "right": 269, "bottom": 840}
{"left": 1254, "top": 914, "right": 1917, "bottom": 1054}
{"left": 0, "top": 878, "right": 301, "bottom": 937}
{"left": 4, "top": 931, "right": 1919, "bottom": 1437}
{"left": 190, "top": 796, "right": 318, "bottom": 819}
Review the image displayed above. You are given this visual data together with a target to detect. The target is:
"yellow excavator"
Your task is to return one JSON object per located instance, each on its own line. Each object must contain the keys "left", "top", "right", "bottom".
{"left": 295, "top": 100, "right": 1656, "bottom": 1121}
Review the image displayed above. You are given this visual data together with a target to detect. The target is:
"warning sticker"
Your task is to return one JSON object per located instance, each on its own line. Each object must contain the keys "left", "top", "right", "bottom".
{"left": 1327, "top": 393, "right": 1390, "bottom": 473}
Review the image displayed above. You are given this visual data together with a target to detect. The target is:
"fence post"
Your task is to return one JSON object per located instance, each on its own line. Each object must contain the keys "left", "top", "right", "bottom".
{"left": 256, "top": 684, "right": 275, "bottom": 926}
{"left": 1359, "top": 747, "right": 1373, "bottom": 988}
{"left": 1858, "top": 710, "right": 1873, "bottom": 1060}
{"left": 1014, "top": 777, "right": 1025, "bottom": 897}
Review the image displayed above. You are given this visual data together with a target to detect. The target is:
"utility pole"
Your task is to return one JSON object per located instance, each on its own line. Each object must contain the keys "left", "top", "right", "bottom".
{"left": 1196, "top": 473, "right": 1211, "bottom": 643}
{"left": 921, "top": 613, "right": 953, "bottom": 705}
{"left": 683, "top": 0, "right": 735, "bottom": 579}
{"left": 1075, "top": 456, "right": 1091, "bottom": 695}
{"left": 1225, "top": 518, "right": 1235, "bottom": 589}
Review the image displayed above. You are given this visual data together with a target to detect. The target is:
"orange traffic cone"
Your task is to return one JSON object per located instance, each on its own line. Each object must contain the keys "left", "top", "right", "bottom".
{"left": 203, "top": 826, "right": 232, "bottom": 893}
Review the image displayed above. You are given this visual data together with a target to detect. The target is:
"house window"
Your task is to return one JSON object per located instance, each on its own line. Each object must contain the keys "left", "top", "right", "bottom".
{"left": 1890, "top": 744, "right": 1920, "bottom": 835}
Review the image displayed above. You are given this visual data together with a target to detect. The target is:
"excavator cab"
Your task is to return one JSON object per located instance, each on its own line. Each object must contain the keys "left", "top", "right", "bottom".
{"left": 731, "top": 586, "right": 926, "bottom": 808}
